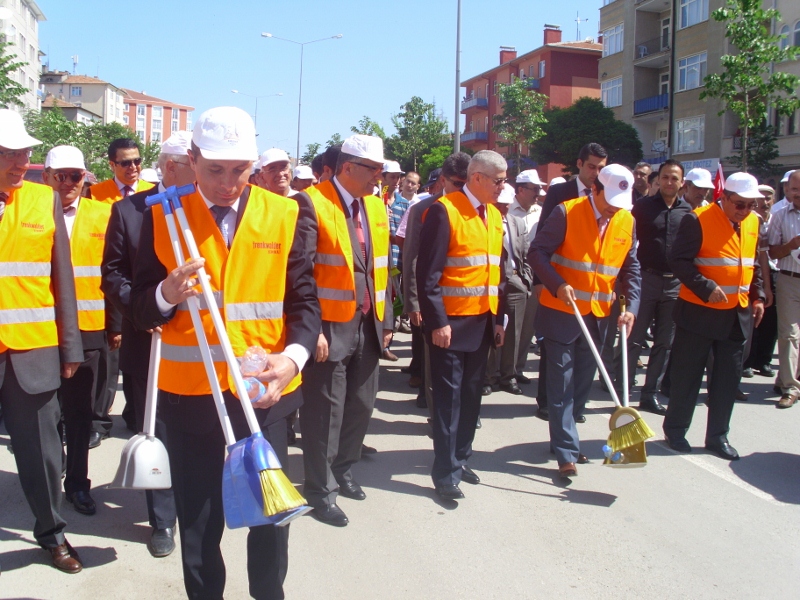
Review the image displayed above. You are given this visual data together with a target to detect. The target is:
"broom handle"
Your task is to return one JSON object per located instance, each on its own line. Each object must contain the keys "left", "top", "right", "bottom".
{"left": 619, "top": 295, "right": 629, "bottom": 408}
{"left": 143, "top": 331, "right": 161, "bottom": 439}
{"left": 569, "top": 300, "right": 622, "bottom": 408}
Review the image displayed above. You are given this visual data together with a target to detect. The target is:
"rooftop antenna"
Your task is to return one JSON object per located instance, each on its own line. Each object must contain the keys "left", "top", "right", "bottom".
{"left": 575, "top": 12, "right": 589, "bottom": 42}
{"left": 71, "top": 54, "right": 78, "bottom": 74}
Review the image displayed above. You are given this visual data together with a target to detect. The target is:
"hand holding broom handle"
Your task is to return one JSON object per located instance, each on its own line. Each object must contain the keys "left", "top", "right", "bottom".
{"left": 619, "top": 294, "right": 629, "bottom": 408}
{"left": 568, "top": 299, "right": 622, "bottom": 408}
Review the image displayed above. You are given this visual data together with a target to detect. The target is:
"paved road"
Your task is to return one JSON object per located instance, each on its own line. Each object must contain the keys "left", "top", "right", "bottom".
{"left": 1, "top": 333, "right": 798, "bottom": 599}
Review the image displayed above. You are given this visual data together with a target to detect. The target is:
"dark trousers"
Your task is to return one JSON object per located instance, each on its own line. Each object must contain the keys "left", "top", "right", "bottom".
{"left": 746, "top": 270, "right": 778, "bottom": 369}
{"left": 59, "top": 346, "right": 104, "bottom": 495}
{"left": 92, "top": 345, "right": 116, "bottom": 434}
{"left": 123, "top": 371, "right": 177, "bottom": 530}
{"left": 409, "top": 322, "right": 424, "bottom": 378}
{"left": 538, "top": 343, "right": 549, "bottom": 410}
{"left": 664, "top": 318, "right": 745, "bottom": 444}
{"left": 429, "top": 333, "right": 489, "bottom": 487}
{"left": 486, "top": 287, "right": 527, "bottom": 386}
{"left": 0, "top": 358, "right": 67, "bottom": 548}
{"left": 161, "top": 390, "right": 291, "bottom": 600}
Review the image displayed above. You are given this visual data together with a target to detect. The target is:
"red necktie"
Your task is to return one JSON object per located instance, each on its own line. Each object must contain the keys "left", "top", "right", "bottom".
{"left": 478, "top": 204, "right": 486, "bottom": 225}
{"left": 352, "top": 200, "right": 371, "bottom": 314}
{"left": 123, "top": 185, "right": 133, "bottom": 197}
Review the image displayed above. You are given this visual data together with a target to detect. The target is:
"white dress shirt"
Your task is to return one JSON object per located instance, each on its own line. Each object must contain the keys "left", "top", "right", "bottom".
{"left": 62, "top": 196, "right": 80, "bottom": 238}
{"left": 462, "top": 184, "right": 484, "bottom": 213}
{"left": 768, "top": 201, "right": 800, "bottom": 274}
{"left": 333, "top": 176, "right": 370, "bottom": 254}
{"left": 509, "top": 199, "right": 541, "bottom": 241}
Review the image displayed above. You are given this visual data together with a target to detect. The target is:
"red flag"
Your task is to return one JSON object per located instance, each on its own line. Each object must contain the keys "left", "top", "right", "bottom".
{"left": 713, "top": 164, "right": 725, "bottom": 201}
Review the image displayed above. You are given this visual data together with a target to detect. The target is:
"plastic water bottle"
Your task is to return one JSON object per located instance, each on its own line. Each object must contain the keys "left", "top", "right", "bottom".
{"left": 243, "top": 377, "right": 266, "bottom": 402}
{"left": 602, "top": 445, "right": 629, "bottom": 464}
{"left": 240, "top": 346, "right": 269, "bottom": 377}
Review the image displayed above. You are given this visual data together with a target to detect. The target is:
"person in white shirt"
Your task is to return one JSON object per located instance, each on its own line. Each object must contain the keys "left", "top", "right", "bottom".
{"left": 256, "top": 148, "right": 296, "bottom": 196}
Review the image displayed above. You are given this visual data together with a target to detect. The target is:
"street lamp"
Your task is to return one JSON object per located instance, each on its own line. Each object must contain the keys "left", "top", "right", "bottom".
{"left": 261, "top": 32, "right": 343, "bottom": 160}
{"left": 230, "top": 90, "right": 283, "bottom": 131}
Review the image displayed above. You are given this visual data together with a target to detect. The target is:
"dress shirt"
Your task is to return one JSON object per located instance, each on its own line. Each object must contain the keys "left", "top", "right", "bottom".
{"left": 62, "top": 196, "right": 80, "bottom": 238}
{"left": 577, "top": 175, "right": 593, "bottom": 199}
{"left": 115, "top": 177, "right": 138, "bottom": 196}
{"left": 462, "top": 184, "right": 484, "bottom": 213}
{"left": 767, "top": 201, "right": 800, "bottom": 273}
{"left": 333, "top": 175, "right": 370, "bottom": 254}
{"left": 509, "top": 199, "right": 541, "bottom": 241}
{"left": 631, "top": 192, "right": 692, "bottom": 274}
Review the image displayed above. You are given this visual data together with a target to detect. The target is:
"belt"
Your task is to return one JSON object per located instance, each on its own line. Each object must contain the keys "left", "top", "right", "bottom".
{"left": 643, "top": 266, "right": 676, "bottom": 278}
{"left": 779, "top": 270, "right": 800, "bottom": 279}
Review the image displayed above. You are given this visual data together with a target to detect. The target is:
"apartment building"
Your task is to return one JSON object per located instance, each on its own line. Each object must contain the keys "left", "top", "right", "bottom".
{"left": 40, "top": 71, "right": 126, "bottom": 125}
{"left": 460, "top": 25, "right": 602, "bottom": 181}
{"left": 41, "top": 93, "right": 101, "bottom": 124}
{"left": 0, "top": 0, "right": 46, "bottom": 113}
{"left": 121, "top": 89, "right": 193, "bottom": 144}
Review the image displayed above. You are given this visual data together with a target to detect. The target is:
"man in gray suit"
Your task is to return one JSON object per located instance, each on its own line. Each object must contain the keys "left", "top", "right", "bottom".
{"left": 299, "top": 134, "right": 393, "bottom": 527}
{"left": 0, "top": 109, "right": 84, "bottom": 573}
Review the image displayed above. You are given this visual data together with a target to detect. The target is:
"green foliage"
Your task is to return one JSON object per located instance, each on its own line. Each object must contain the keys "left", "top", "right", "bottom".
{"left": 386, "top": 96, "right": 450, "bottom": 172}
{"left": 418, "top": 145, "right": 453, "bottom": 185}
{"left": 700, "top": 0, "right": 800, "bottom": 172}
{"left": 0, "top": 41, "right": 28, "bottom": 108}
{"left": 492, "top": 78, "right": 548, "bottom": 176}
{"left": 531, "top": 98, "right": 643, "bottom": 175}
{"left": 727, "top": 122, "right": 781, "bottom": 180}
{"left": 326, "top": 133, "right": 343, "bottom": 148}
{"left": 350, "top": 116, "right": 386, "bottom": 139}
{"left": 301, "top": 142, "right": 321, "bottom": 165}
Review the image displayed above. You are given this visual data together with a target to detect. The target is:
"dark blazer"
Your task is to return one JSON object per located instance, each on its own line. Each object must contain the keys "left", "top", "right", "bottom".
{"left": 502, "top": 213, "right": 533, "bottom": 295}
{"left": 538, "top": 178, "right": 582, "bottom": 231}
{"left": 129, "top": 185, "right": 320, "bottom": 424}
{"left": 101, "top": 185, "right": 161, "bottom": 377}
{"left": 296, "top": 184, "right": 394, "bottom": 363}
{"left": 530, "top": 202, "right": 641, "bottom": 345}
{"left": 668, "top": 209, "right": 764, "bottom": 341}
{"left": 402, "top": 193, "right": 441, "bottom": 314}
{"left": 0, "top": 191, "right": 83, "bottom": 395}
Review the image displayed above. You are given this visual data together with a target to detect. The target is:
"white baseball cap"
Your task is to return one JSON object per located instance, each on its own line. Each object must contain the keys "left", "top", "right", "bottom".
{"left": 598, "top": 164, "right": 634, "bottom": 210}
{"left": 293, "top": 165, "right": 314, "bottom": 179}
{"left": 497, "top": 183, "right": 515, "bottom": 204}
{"left": 685, "top": 167, "right": 714, "bottom": 189}
{"left": 342, "top": 134, "right": 385, "bottom": 165}
{"left": 45, "top": 145, "right": 85, "bottom": 170}
{"left": 383, "top": 160, "right": 404, "bottom": 174}
{"left": 781, "top": 170, "right": 795, "bottom": 183}
{"left": 516, "top": 170, "right": 547, "bottom": 195}
{"left": 140, "top": 168, "right": 160, "bottom": 183}
{"left": 258, "top": 148, "right": 290, "bottom": 169}
{"left": 549, "top": 176, "right": 566, "bottom": 186}
{"left": 192, "top": 106, "right": 258, "bottom": 161}
{"left": 724, "top": 172, "right": 763, "bottom": 199}
{"left": 160, "top": 130, "right": 192, "bottom": 156}
{"left": 0, "top": 108, "right": 41, "bottom": 150}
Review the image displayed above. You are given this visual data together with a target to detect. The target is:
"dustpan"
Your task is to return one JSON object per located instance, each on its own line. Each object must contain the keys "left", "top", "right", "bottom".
{"left": 110, "top": 331, "right": 172, "bottom": 489}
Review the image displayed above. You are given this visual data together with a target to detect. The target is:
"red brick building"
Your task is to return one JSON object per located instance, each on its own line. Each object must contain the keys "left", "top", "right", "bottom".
{"left": 460, "top": 25, "right": 602, "bottom": 181}
{"left": 121, "top": 89, "right": 194, "bottom": 144}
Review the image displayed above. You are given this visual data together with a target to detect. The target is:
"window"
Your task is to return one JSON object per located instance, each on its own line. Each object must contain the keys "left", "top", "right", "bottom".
{"left": 493, "top": 81, "right": 498, "bottom": 95}
{"left": 680, "top": 0, "right": 708, "bottom": 29}
{"left": 529, "top": 65, "right": 535, "bottom": 78}
{"left": 152, "top": 119, "right": 162, "bottom": 132}
{"left": 660, "top": 72, "right": 670, "bottom": 95}
{"left": 674, "top": 115, "right": 705, "bottom": 154}
{"left": 172, "top": 111, "right": 179, "bottom": 132}
{"left": 484, "top": 83, "right": 489, "bottom": 98}
{"left": 603, "top": 24, "right": 623, "bottom": 57}
{"left": 795, "top": 21, "right": 800, "bottom": 47}
{"left": 678, "top": 52, "right": 707, "bottom": 91}
{"left": 123, "top": 115, "right": 129, "bottom": 126}
{"left": 775, "top": 110, "right": 783, "bottom": 136}
{"left": 484, "top": 116, "right": 488, "bottom": 131}
{"left": 661, "top": 18, "right": 671, "bottom": 51}
{"left": 789, "top": 111, "right": 797, "bottom": 136}
{"left": 601, "top": 77, "right": 622, "bottom": 108}
{"left": 152, "top": 106, "right": 163, "bottom": 118}
{"left": 137, "top": 129, "right": 146, "bottom": 141}
{"left": 27, "top": 77, "right": 33, "bottom": 91}
{"left": 136, "top": 105, "right": 146, "bottom": 117}
{"left": 136, "top": 117, "right": 145, "bottom": 132}
{"left": 124, "top": 103, "right": 129, "bottom": 111}
{"left": 71, "top": 85, "right": 81, "bottom": 97}
{"left": 152, "top": 132, "right": 161, "bottom": 143}
{"left": 468, "top": 120, "right": 473, "bottom": 132}
{"left": 28, "top": 44, "right": 34, "bottom": 61}
{"left": 779, "top": 24, "right": 790, "bottom": 51}
{"left": 539, "top": 60, "right": 546, "bottom": 79}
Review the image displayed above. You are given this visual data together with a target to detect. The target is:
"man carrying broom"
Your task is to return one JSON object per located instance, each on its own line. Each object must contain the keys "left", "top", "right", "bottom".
{"left": 529, "top": 164, "right": 641, "bottom": 478}
{"left": 131, "top": 106, "right": 320, "bottom": 600}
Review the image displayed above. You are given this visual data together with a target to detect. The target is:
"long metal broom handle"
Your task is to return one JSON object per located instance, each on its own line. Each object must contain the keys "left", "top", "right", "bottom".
{"left": 619, "top": 295, "right": 629, "bottom": 408}
{"left": 569, "top": 299, "right": 622, "bottom": 408}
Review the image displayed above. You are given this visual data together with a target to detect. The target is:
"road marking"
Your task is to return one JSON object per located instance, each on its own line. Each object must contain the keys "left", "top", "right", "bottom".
{"left": 675, "top": 452, "right": 783, "bottom": 506}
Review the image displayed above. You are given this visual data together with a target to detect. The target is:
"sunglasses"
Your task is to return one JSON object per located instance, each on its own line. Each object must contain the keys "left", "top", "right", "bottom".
{"left": 446, "top": 176, "right": 466, "bottom": 188}
{"left": 0, "top": 148, "right": 32, "bottom": 160}
{"left": 479, "top": 173, "right": 508, "bottom": 186}
{"left": 350, "top": 161, "right": 382, "bottom": 175}
{"left": 730, "top": 201, "right": 757, "bottom": 211}
{"left": 53, "top": 171, "right": 85, "bottom": 184}
{"left": 114, "top": 157, "right": 143, "bottom": 168}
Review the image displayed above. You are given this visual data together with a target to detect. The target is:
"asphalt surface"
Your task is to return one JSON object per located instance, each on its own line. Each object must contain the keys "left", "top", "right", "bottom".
{"left": 1, "top": 333, "right": 798, "bottom": 599}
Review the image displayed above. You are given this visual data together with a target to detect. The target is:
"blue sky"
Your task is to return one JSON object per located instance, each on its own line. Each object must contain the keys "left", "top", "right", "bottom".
{"left": 38, "top": 0, "right": 602, "bottom": 158}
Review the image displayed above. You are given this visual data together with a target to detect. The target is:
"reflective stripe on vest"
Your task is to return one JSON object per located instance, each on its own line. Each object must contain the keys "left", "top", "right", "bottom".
{"left": 70, "top": 199, "right": 112, "bottom": 332}
{"left": 161, "top": 342, "right": 226, "bottom": 363}
{"left": 539, "top": 196, "right": 634, "bottom": 317}
{"left": 225, "top": 301, "right": 283, "bottom": 322}
{"left": 444, "top": 255, "right": 502, "bottom": 267}
{"left": 176, "top": 290, "right": 224, "bottom": 312}
{"left": 678, "top": 203, "right": 758, "bottom": 310}
{"left": 0, "top": 181, "right": 59, "bottom": 352}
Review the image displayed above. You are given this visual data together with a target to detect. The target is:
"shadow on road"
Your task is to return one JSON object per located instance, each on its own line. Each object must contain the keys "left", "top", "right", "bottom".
{"left": 731, "top": 451, "right": 800, "bottom": 504}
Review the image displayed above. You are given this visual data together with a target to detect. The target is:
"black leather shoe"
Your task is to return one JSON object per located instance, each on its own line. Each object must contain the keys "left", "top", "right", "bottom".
{"left": 536, "top": 407, "right": 549, "bottom": 421}
{"left": 311, "top": 504, "right": 349, "bottom": 527}
{"left": 705, "top": 440, "right": 739, "bottom": 461}
{"left": 759, "top": 365, "right": 775, "bottom": 377}
{"left": 66, "top": 490, "right": 96, "bottom": 515}
{"left": 516, "top": 374, "right": 532, "bottom": 384}
{"left": 415, "top": 394, "right": 427, "bottom": 409}
{"left": 88, "top": 431, "right": 109, "bottom": 449}
{"left": 665, "top": 437, "right": 692, "bottom": 453}
{"left": 575, "top": 415, "right": 586, "bottom": 424}
{"left": 639, "top": 397, "right": 667, "bottom": 416}
{"left": 500, "top": 382, "right": 523, "bottom": 395}
{"left": 475, "top": 417, "right": 482, "bottom": 429}
{"left": 461, "top": 466, "right": 480, "bottom": 485}
{"left": 742, "top": 368, "right": 754, "bottom": 378}
{"left": 577, "top": 453, "right": 589, "bottom": 464}
{"left": 361, "top": 444, "right": 377, "bottom": 455}
{"left": 338, "top": 480, "right": 366, "bottom": 501}
{"left": 481, "top": 385, "right": 493, "bottom": 396}
{"left": 148, "top": 527, "right": 175, "bottom": 558}
{"left": 435, "top": 484, "right": 464, "bottom": 500}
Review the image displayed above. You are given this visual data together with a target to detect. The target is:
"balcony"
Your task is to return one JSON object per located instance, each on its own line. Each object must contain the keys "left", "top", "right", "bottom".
{"left": 461, "top": 96, "right": 489, "bottom": 111}
{"left": 635, "top": 0, "right": 671, "bottom": 12}
{"left": 524, "top": 77, "right": 540, "bottom": 90}
{"left": 461, "top": 131, "right": 488, "bottom": 143}
{"left": 633, "top": 36, "right": 670, "bottom": 69}
{"left": 633, "top": 93, "right": 669, "bottom": 116}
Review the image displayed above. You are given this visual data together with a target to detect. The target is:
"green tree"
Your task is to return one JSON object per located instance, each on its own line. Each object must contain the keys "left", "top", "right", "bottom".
{"left": 492, "top": 78, "right": 548, "bottom": 177}
{"left": 727, "top": 122, "right": 781, "bottom": 180}
{"left": 700, "top": 0, "right": 800, "bottom": 172}
{"left": 0, "top": 41, "right": 28, "bottom": 108}
{"left": 418, "top": 145, "right": 453, "bottom": 185}
{"left": 25, "top": 107, "right": 82, "bottom": 163}
{"left": 326, "top": 133, "right": 344, "bottom": 148}
{"left": 531, "top": 97, "right": 643, "bottom": 175}
{"left": 386, "top": 96, "right": 450, "bottom": 172}
{"left": 301, "top": 142, "right": 321, "bottom": 165}
{"left": 350, "top": 115, "right": 386, "bottom": 139}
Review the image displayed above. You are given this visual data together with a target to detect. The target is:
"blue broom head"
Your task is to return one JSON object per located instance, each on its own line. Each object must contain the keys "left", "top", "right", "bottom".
{"left": 248, "top": 431, "right": 283, "bottom": 471}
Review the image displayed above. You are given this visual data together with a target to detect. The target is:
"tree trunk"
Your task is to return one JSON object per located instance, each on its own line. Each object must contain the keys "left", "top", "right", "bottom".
{"left": 742, "top": 94, "right": 749, "bottom": 173}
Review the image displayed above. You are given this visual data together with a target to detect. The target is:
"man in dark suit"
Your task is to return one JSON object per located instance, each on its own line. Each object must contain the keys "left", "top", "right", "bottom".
{"left": 298, "top": 134, "right": 393, "bottom": 527}
{"left": 417, "top": 149, "right": 507, "bottom": 500}
{"left": 0, "top": 109, "right": 84, "bottom": 573}
{"left": 100, "top": 132, "right": 194, "bottom": 557}
{"left": 534, "top": 143, "right": 608, "bottom": 420}
{"left": 130, "top": 107, "right": 320, "bottom": 599}
{"left": 664, "top": 172, "right": 765, "bottom": 460}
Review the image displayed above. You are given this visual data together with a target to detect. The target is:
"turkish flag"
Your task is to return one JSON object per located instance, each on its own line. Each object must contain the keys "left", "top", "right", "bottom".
{"left": 713, "top": 164, "right": 725, "bottom": 201}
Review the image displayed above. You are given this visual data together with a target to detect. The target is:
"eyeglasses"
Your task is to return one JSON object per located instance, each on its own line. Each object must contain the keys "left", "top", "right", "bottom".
{"left": 53, "top": 171, "right": 85, "bottom": 184}
{"left": 349, "top": 161, "right": 382, "bottom": 175}
{"left": 445, "top": 176, "right": 466, "bottom": 188}
{"left": 114, "top": 157, "right": 143, "bottom": 168}
{"left": 521, "top": 185, "right": 542, "bottom": 193}
{"left": 479, "top": 173, "right": 507, "bottom": 186}
{"left": 171, "top": 160, "right": 191, "bottom": 167}
{"left": 730, "top": 200, "right": 757, "bottom": 211}
{"left": 0, "top": 147, "right": 32, "bottom": 161}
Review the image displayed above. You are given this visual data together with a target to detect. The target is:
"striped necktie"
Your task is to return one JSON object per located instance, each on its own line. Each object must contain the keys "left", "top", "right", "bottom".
{"left": 352, "top": 200, "right": 371, "bottom": 314}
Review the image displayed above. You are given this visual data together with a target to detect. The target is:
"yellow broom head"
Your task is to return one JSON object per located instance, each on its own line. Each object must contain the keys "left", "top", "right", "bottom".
{"left": 607, "top": 407, "right": 655, "bottom": 453}
{"left": 259, "top": 469, "right": 308, "bottom": 517}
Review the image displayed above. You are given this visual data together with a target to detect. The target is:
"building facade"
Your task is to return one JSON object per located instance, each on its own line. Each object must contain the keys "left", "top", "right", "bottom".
{"left": 40, "top": 71, "right": 126, "bottom": 125}
{"left": 121, "top": 89, "right": 193, "bottom": 144}
{"left": 0, "top": 0, "right": 45, "bottom": 113}
{"left": 42, "top": 93, "right": 101, "bottom": 124}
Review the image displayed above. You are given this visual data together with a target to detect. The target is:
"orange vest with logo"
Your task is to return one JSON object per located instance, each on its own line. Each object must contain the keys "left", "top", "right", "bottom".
{"left": 435, "top": 192, "right": 502, "bottom": 316}
{"left": 91, "top": 178, "right": 154, "bottom": 204}
{"left": 678, "top": 202, "right": 758, "bottom": 309}
{"left": 70, "top": 199, "right": 112, "bottom": 332}
{"left": 152, "top": 185, "right": 301, "bottom": 396}
{"left": 539, "top": 196, "right": 634, "bottom": 317}
{"left": 306, "top": 179, "right": 390, "bottom": 322}
{"left": 0, "top": 181, "right": 59, "bottom": 352}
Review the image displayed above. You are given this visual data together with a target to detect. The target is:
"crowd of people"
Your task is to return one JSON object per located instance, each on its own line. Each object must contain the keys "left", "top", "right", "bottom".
{"left": 0, "top": 102, "right": 796, "bottom": 599}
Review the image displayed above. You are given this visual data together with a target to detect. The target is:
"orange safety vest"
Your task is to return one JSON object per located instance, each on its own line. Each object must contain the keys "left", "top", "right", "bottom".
{"left": 90, "top": 178, "right": 154, "bottom": 204}
{"left": 436, "top": 192, "right": 503, "bottom": 316}
{"left": 152, "top": 185, "right": 302, "bottom": 396}
{"left": 678, "top": 202, "right": 758, "bottom": 309}
{"left": 0, "top": 181, "right": 59, "bottom": 352}
{"left": 70, "top": 198, "right": 112, "bottom": 332}
{"left": 306, "top": 179, "right": 390, "bottom": 322}
{"left": 539, "top": 196, "right": 634, "bottom": 317}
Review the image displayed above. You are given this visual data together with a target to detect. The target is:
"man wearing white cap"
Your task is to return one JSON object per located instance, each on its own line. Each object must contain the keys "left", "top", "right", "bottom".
{"left": 90, "top": 138, "right": 154, "bottom": 203}
{"left": 44, "top": 146, "right": 114, "bottom": 521}
{"left": 680, "top": 167, "right": 714, "bottom": 209}
{"left": 0, "top": 109, "right": 84, "bottom": 573}
{"left": 130, "top": 107, "right": 320, "bottom": 597}
{"left": 298, "top": 134, "right": 393, "bottom": 526}
{"left": 768, "top": 169, "right": 800, "bottom": 408}
{"left": 101, "top": 131, "right": 194, "bottom": 558}
{"left": 291, "top": 164, "right": 316, "bottom": 192}
{"left": 382, "top": 159, "right": 404, "bottom": 204}
{"left": 530, "top": 164, "right": 640, "bottom": 477}
{"left": 256, "top": 148, "right": 295, "bottom": 197}
{"left": 664, "top": 172, "right": 765, "bottom": 459}
{"left": 771, "top": 169, "right": 795, "bottom": 213}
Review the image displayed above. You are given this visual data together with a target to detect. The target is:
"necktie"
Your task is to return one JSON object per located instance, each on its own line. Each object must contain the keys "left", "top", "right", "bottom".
{"left": 0, "top": 192, "right": 7, "bottom": 223}
{"left": 734, "top": 222, "right": 741, "bottom": 238}
{"left": 352, "top": 200, "right": 371, "bottom": 315}
{"left": 122, "top": 185, "right": 133, "bottom": 197}
{"left": 597, "top": 216, "right": 609, "bottom": 240}
{"left": 63, "top": 205, "right": 77, "bottom": 218}
{"left": 477, "top": 204, "right": 487, "bottom": 225}
{"left": 210, "top": 204, "right": 232, "bottom": 247}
